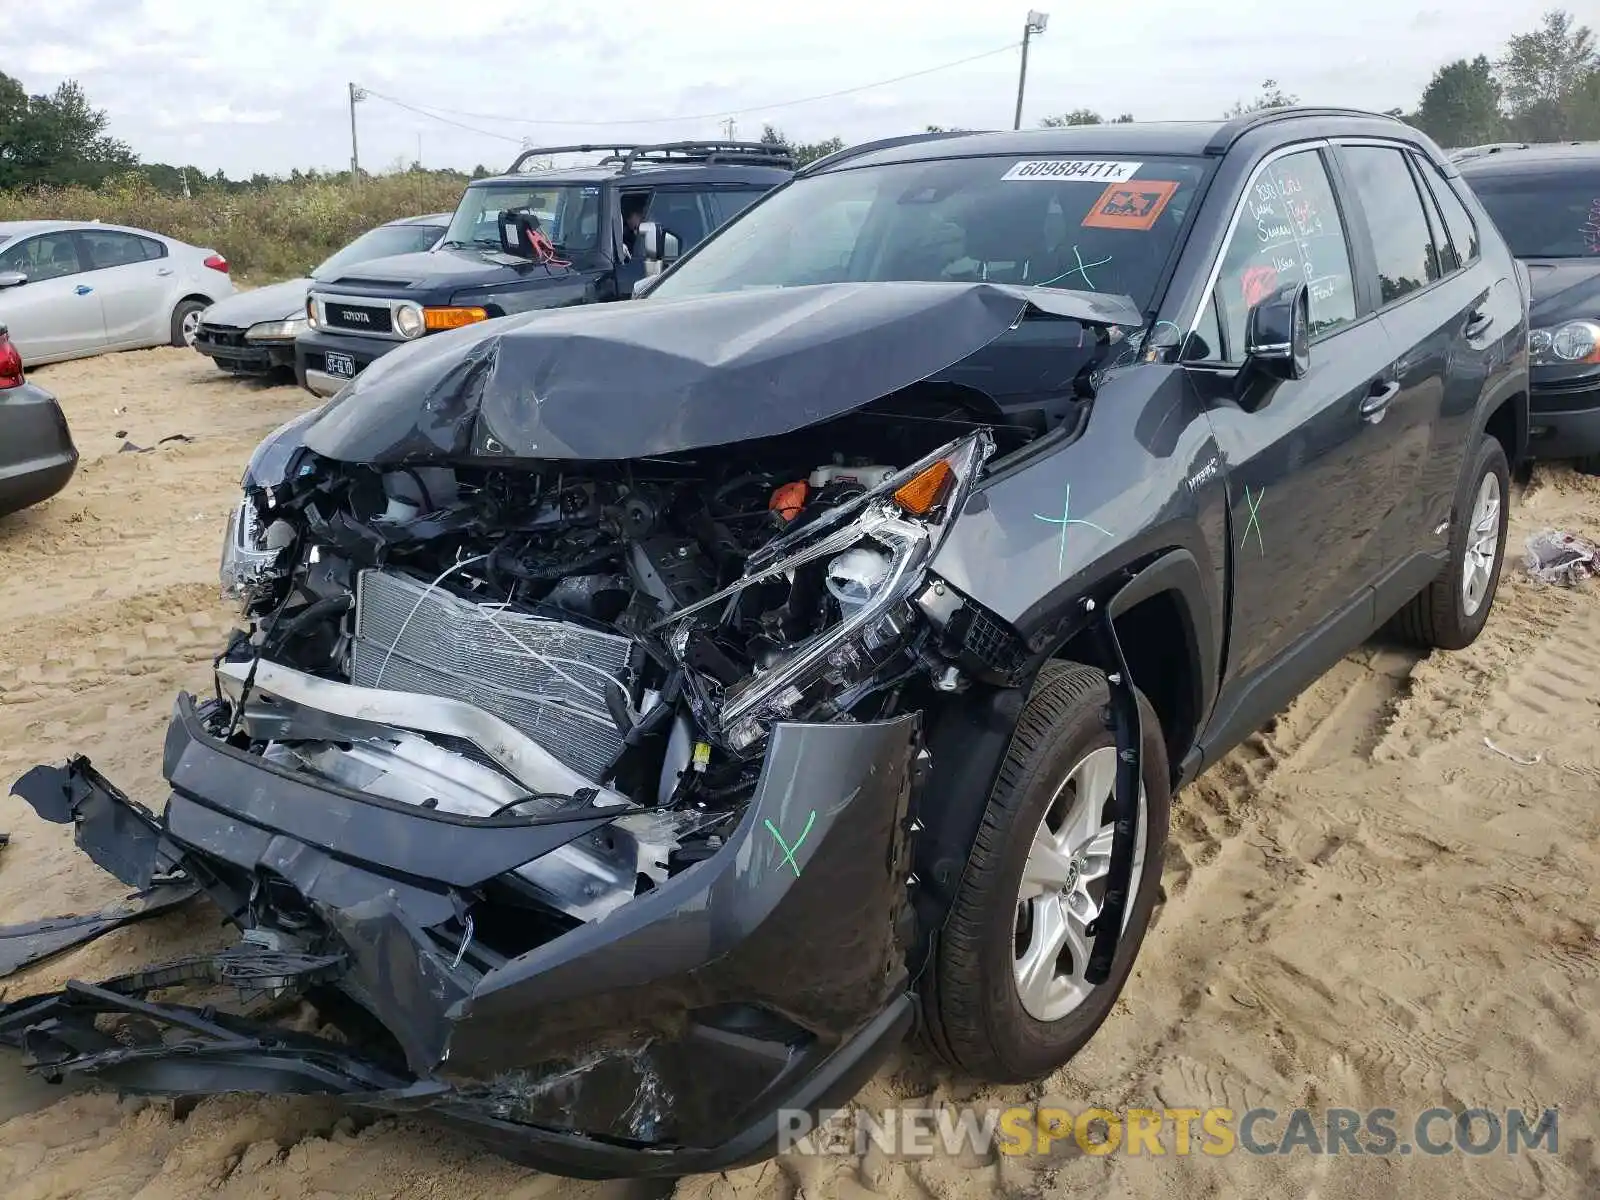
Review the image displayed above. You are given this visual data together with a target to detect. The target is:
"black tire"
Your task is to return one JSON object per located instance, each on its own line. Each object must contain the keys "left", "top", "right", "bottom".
{"left": 1390, "top": 436, "right": 1510, "bottom": 651}
{"left": 921, "top": 661, "right": 1171, "bottom": 1083}
{"left": 1575, "top": 454, "right": 1600, "bottom": 478}
{"left": 171, "top": 299, "right": 207, "bottom": 347}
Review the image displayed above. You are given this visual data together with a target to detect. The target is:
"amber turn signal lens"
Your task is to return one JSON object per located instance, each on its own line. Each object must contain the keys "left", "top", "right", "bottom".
{"left": 423, "top": 306, "right": 490, "bottom": 331}
{"left": 893, "top": 459, "right": 954, "bottom": 515}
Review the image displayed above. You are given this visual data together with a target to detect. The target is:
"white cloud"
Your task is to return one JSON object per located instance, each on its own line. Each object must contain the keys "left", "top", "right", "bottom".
{"left": 7, "top": 0, "right": 1566, "bottom": 177}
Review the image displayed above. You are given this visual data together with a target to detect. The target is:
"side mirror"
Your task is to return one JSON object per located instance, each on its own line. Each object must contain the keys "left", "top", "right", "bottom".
{"left": 1244, "top": 281, "right": 1311, "bottom": 382}
{"left": 0, "top": 271, "right": 28, "bottom": 289}
{"left": 632, "top": 273, "right": 663, "bottom": 299}
{"left": 638, "top": 222, "right": 680, "bottom": 276}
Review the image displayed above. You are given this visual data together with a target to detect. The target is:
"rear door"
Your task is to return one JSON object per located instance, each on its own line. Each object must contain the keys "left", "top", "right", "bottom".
{"left": 78, "top": 229, "right": 175, "bottom": 347}
{"left": 0, "top": 232, "right": 107, "bottom": 362}
{"left": 1407, "top": 153, "right": 1515, "bottom": 534}
{"left": 1183, "top": 143, "right": 1398, "bottom": 681}
{"left": 1330, "top": 141, "right": 1492, "bottom": 591}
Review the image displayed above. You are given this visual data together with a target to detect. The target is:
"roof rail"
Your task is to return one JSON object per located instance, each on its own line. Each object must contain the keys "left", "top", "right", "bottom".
{"left": 505, "top": 144, "right": 647, "bottom": 174}
{"left": 615, "top": 140, "right": 796, "bottom": 173}
{"left": 798, "top": 129, "right": 987, "bottom": 175}
{"left": 1204, "top": 106, "right": 1404, "bottom": 155}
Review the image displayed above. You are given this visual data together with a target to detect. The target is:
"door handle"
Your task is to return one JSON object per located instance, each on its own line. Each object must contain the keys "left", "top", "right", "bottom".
{"left": 157, "top": 268, "right": 174, "bottom": 276}
{"left": 1360, "top": 381, "right": 1400, "bottom": 421}
{"left": 1463, "top": 309, "right": 1492, "bottom": 338}
{"left": 75, "top": 284, "right": 94, "bottom": 295}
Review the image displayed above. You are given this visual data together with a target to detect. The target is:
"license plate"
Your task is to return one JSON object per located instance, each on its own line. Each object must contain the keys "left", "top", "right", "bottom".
{"left": 324, "top": 351, "right": 356, "bottom": 378}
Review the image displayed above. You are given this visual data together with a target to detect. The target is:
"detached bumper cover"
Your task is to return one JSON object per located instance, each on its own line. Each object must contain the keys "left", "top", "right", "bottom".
{"left": 5, "top": 696, "right": 920, "bottom": 1178}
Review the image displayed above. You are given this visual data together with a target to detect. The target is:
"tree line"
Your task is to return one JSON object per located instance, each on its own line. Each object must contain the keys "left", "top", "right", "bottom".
{"left": 2, "top": 7, "right": 1596, "bottom": 192}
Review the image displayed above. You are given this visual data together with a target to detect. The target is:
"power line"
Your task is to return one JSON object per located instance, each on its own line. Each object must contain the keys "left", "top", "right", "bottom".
{"left": 357, "top": 88, "right": 525, "bottom": 144}
{"left": 357, "top": 42, "right": 1021, "bottom": 133}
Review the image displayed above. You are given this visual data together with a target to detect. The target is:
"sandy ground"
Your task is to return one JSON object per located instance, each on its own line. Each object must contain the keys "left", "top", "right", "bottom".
{"left": 1, "top": 346, "right": 1598, "bottom": 1199}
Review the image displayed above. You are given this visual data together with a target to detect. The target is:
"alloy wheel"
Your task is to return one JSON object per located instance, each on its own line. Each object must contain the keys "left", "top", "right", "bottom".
{"left": 1461, "top": 470, "right": 1501, "bottom": 617}
{"left": 1013, "top": 745, "right": 1147, "bottom": 1022}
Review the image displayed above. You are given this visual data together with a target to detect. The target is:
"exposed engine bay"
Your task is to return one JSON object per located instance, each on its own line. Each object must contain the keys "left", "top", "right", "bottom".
{"left": 217, "top": 399, "right": 1031, "bottom": 960}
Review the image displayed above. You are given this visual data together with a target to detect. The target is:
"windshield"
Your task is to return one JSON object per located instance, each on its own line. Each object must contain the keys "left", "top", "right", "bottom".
{"left": 313, "top": 222, "right": 445, "bottom": 279}
{"left": 440, "top": 183, "right": 602, "bottom": 252}
{"left": 1465, "top": 167, "right": 1600, "bottom": 258}
{"left": 650, "top": 155, "right": 1210, "bottom": 309}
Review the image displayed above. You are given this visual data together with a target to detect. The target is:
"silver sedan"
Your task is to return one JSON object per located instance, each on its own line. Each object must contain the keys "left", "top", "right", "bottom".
{"left": 0, "top": 220, "right": 236, "bottom": 365}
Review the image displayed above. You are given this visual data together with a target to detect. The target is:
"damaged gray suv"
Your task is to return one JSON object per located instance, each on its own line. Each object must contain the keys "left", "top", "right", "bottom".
{"left": 5, "top": 108, "right": 1528, "bottom": 1178}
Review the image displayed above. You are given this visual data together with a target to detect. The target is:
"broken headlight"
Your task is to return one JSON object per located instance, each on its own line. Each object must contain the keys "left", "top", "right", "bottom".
{"left": 220, "top": 492, "right": 294, "bottom": 603}
{"left": 659, "top": 432, "right": 992, "bottom": 753}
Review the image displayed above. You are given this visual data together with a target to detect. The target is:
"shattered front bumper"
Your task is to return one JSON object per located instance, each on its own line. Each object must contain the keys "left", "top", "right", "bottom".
{"left": 5, "top": 694, "right": 919, "bottom": 1179}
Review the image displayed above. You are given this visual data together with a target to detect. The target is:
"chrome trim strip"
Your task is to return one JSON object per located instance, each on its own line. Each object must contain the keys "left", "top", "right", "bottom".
{"left": 214, "top": 659, "right": 630, "bottom": 805}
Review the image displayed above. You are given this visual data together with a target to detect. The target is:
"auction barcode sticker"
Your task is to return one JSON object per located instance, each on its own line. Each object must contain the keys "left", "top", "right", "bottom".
{"left": 1002, "top": 160, "right": 1143, "bottom": 182}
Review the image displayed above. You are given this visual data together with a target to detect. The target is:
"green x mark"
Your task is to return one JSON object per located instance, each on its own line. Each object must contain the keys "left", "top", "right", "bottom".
{"left": 765, "top": 810, "right": 817, "bottom": 876}
{"left": 1241, "top": 485, "right": 1266, "bottom": 556}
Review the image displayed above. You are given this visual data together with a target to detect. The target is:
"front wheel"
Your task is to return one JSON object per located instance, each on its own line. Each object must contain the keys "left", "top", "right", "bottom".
{"left": 1391, "top": 436, "right": 1510, "bottom": 650}
{"left": 921, "top": 661, "right": 1171, "bottom": 1083}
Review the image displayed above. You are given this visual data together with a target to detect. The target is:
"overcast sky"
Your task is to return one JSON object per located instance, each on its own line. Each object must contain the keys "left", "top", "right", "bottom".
{"left": 10, "top": 0, "right": 1562, "bottom": 177}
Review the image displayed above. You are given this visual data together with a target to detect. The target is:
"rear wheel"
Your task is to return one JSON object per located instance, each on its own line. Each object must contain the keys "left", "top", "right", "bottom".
{"left": 171, "top": 299, "right": 206, "bottom": 347}
{"left": 921, "top": 662, "right": 1171, "bottom": 1083}
{"left": 1575, "top": 454, "right": 1600, "bottom": 477}
{"left": 1391, "top": 436, "right": 1509, "bottom": 650}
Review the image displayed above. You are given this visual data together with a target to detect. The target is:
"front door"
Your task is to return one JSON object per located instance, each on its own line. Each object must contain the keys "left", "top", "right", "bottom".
{"left": 0, "top": 231, "right": 107, "bottom": 362}
{"left": 1183, "top": 145, "right": 1400, "bottom": 682}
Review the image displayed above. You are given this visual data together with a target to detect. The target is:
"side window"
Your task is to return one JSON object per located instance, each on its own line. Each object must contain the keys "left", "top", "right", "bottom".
{"left": 0, "top": 232, "right": 83, "bottom": 281}
{"left": 81, "top": 230, "right": 162, "bottom": 269}
{"left": 1340, "top": 145, "right": 1436, "bottom": 306}
{"left": 1414, "top": 157, "right": 1480, "bottom": 268}
{"left": 1405, "top": 157, "right": 1450, "bottom": 281}
{"left": 1198, "top": 148, "right": 1358, "bottom": 362}
{"left": 648, "top": 190, "right": 712, "bottom": 252}
{"left": 710, "top": 190, "right": 764, "bottom": 226}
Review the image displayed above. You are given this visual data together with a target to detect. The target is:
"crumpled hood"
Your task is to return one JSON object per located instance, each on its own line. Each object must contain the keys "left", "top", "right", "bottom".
{"left": 301, "top": 281, "right": 1142, "bottom": 464}
{"left": 1527, "top": 258, "right": 1600, "bottom": 327}
{"left": 199, "top": 278, "right": 311, "bottom": 328}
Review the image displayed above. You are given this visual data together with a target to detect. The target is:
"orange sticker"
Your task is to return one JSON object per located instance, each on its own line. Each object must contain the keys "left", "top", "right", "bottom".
{"left": 1081, "top": 180, "right": 1179, "bottom": 231}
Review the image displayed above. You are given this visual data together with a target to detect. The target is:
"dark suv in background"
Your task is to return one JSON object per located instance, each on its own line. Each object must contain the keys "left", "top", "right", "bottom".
{"left": 1459, "top": 142, "right": 1600, "bottom": 471}
{"left": 293, "top": 141, "right": 794, "bottom": 396}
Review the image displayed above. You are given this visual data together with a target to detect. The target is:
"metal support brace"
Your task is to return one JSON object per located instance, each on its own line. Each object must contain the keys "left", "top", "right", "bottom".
{"left": 1084, "top": 598, "right": 1141, "bottom": 985}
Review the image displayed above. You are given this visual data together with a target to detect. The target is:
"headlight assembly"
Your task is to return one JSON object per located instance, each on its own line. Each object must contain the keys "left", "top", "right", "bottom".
{"left": 1530, "top": 319, "right": 1600, "bottom": 366}
{"left": 394, "top": 302, "right": 426, "bottom": 339}
{"left": 658, "top": 432, "right": 993, "bottom": 753}
{"left": 244, "top": 316, "right": 310, "bottom": 342}
{"left": 219, "top": 493, "right": 294, "bottom": 604}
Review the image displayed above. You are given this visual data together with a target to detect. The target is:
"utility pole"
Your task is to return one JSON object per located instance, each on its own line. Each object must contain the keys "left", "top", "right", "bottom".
{"left": 1013, "top": 11, "right": 1050, "bottom": 130}
{"left": 348, "top": 83, "right": 366, "bottom": 175}
{"left": 721, "top": 116, "right": 737, "bottom": 141}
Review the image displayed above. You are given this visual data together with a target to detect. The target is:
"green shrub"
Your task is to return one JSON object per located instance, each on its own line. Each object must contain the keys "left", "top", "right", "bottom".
{"left": 0, "top": 171, "right": 468, "bottom": 282}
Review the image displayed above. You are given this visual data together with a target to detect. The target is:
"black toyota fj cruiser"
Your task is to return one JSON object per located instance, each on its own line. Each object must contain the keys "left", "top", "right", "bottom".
{"left": 293, "top": 141, "right": 794, "bottom": 396}
{"left": 8, "top": 109, "right": 1530, "bottom": 1179}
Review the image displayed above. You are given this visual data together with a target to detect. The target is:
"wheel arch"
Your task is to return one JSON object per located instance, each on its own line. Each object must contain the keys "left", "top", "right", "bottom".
{"left": 909, "top": 549, "right": 1215, "bottom": 968}
{"left": 1482, "top": 388, "right": 1527, "bottom": 470}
